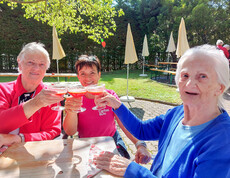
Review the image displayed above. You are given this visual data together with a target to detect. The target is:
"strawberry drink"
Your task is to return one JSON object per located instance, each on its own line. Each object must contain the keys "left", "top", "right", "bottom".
{"left": 68, "top": 85, "right": 87, "bottom": 113}
{"left": 48, "top": 83, "right": 67, "bottom": 111}
{"left": 86, "top": 84, "right": 105, "bottom": 110}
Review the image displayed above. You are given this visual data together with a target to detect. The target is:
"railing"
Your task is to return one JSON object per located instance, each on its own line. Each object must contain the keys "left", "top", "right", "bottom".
{"left": 0, "top": 73, "right": 77, "bottom": 81}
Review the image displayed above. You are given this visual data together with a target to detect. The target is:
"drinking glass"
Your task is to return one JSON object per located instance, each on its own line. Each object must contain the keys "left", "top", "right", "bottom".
{"left": 86, "top": 84, "right": 105, "bottom": 110}
{"left": 68, "top": 84, "right": 87, "bottom": 113}
{"left": 48, "top": 83, "right": 68, "bottom": 111}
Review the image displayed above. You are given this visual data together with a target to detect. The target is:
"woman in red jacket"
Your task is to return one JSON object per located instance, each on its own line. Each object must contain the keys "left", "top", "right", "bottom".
{"left": 0, "top": 42, "right": 64, "bottom": 148}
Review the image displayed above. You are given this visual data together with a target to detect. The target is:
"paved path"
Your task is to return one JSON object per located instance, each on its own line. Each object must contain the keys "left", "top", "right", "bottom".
{"left": 117, "top": 98, "right": 230, "bottom": 169}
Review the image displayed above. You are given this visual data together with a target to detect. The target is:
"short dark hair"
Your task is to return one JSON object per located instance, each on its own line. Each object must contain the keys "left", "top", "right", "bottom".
{"left": 75, "top": 55, "right": 101, "bottom": 74}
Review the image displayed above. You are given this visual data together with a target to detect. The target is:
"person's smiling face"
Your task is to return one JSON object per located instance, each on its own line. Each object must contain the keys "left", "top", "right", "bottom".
{"left": 77, "top": 65, "right": 101, "bottom": 87}
{"left": 178, "top": 54, "right": 223, "bottom": 107}
{"left": 19, "top": 52, "right": 48, "bottom": 87}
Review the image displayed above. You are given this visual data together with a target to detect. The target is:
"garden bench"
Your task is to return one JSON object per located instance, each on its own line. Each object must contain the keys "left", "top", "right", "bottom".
{"left": 145, "top": 64, "right": 162, "bottom": 68}
{"left": 169, "top": 68, "right": 177, "bottom": 71}
{"left": 150, "top": 68, "right": 176, "bottom": 84}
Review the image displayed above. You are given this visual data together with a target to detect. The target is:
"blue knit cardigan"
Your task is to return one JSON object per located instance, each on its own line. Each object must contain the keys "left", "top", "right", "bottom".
{"left": 114, "top": 104, "right": 230, "bottom": 178}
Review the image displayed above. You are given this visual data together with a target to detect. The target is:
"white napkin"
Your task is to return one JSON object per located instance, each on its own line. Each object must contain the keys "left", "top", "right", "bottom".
{"left": 87, "top": 144, "right": 104, "bottom": 178}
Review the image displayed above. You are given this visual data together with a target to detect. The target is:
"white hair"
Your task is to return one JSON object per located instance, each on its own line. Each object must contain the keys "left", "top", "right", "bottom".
{"left": 175, "top": 44, "right": 229, "bottom": 109}
{"left": 223, "top": 44, "right": 230, "bottom": 50}
{"left": 17, "top": 42, "right": 50, "bottom": 72}
{"left": 216, "top": 39, "right": 224, "bottom": 46}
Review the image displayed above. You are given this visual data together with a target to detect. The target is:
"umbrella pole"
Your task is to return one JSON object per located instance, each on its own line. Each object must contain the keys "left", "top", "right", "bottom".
{"left": 140, "top": 56, "right": 148, "bottom": 77}
{"left": 119, "top": 63, "right": 135, "bottom": 102}
{"left": 142, "top": 56, "right": 145, "bottom": 75}
{"left": 56, "top": 60, "right": 59, "bottom": 82}
{"left": 126, "top": 64, "right": 129, "bottom": 98}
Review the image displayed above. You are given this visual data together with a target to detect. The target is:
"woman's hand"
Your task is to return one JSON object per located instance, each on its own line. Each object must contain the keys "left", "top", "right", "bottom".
{"left": 135, "top": 145, "right": 151, "bottom": 164}
{"left": 65, "top": 97, "right": 82, "bottom": 113}
{"left": 23, "top": 88, "right": 65, "bottom": 119}
{"left": 33, "top": 89, "right": 64, "bottom": 108}
{"left": 94, "top": 151, "right": 131, "bottom": 177}
{"left": 94, "top": 91, "right": 122, "bottom": 110}
{"left": 0, "top": 134, "right": 21, "bottom": 147}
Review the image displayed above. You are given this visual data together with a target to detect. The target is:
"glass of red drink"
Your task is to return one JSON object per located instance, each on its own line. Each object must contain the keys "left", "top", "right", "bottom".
{"left": 48, "top": 83, "right": 67, "bottom": 111}
{"left": 86, "top": 84, "right": 105, "bottom": 110}
{"left": 68, "top": 84, "right": 87, "bottom": 113}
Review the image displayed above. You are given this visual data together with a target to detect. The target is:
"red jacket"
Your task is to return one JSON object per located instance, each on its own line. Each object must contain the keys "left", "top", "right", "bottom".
{"left": 217, "top": 45, "right": 229, "bottom": 58}
{"left": 0, "top": 75, "right": 61, "bottom": 141}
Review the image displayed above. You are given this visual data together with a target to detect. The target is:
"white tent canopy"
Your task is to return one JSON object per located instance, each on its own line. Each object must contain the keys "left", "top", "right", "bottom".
{"left": 52, "top": 25, "right": 66, "bottom": 81}
{"left": 120, "top": 23, "right": 138, "bottom": 102}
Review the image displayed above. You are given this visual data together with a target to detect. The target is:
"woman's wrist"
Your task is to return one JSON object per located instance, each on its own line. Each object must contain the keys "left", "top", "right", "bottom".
{"left": 18, "top": 133, "right": 24, "bottom": 142}
{"left": 135, "top": 141, "right": 147, "bottom": 149}
{"left": 113, "top": 101, "right": 122, "bottom": 110}
{"left": 66, "top": 109, "right": 79, "bottom": 115}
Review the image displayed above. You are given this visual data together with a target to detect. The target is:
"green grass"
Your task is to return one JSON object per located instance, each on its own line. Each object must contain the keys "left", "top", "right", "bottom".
{"left": 0, "top": 69, "right": 182, "bottom": 104}
{"left": 101, "top": 70, "right": 181, "bottom": 104}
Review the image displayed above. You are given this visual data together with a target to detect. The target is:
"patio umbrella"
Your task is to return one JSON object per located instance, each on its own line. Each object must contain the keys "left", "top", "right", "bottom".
{"left": 52, "top": 25, "right": 66, "bottom": 82}
{"left": 176, "top": 18, "right": 189, "bottom": 58}
{"left": 120, "top": 23, "right": 138, "bottom": 102}
{"left": 166, "top": 31, "right": 176, "bottom": 62}
{"left": 139, "top": 34, "right": 149, "bottom": 77}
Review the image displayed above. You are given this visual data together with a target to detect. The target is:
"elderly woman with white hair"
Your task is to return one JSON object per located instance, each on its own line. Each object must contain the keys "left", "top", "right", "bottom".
{"left": 216, "top": 39, "right": 229, "bottom": 58}
{"left": 0, "top": 42, "right": 63, "bottom": 148}
{"left": 93, "top": 44, "right": 230, "bottom": 177}
{"left": 223, "top": 44, "right": 230, "bottom": 59}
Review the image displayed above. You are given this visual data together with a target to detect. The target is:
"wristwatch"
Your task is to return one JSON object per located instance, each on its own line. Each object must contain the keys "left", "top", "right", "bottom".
{"left": 19, "top": 133, "right": 25, "bottom": 142}
{"left": 135, "top": 141, "right": 147, "bottom": 149}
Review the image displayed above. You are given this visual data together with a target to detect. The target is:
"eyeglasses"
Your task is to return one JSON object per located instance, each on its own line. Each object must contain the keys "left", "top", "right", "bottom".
{"left": 78, "top": 55, "right": 97, "bottom": 62}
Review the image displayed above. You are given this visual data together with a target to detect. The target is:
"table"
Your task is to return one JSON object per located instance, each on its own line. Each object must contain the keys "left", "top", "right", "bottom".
{"left": 0, "top": 137, "right": 121, "bottom": 178}
{"left": 150, "top": 68, "right": 176, "bottom": 84}
{"left": 157, "top": 62, "right": 177, "bottom": 72}
{"left": 157, "top": 62, "right": 177, "bottom": 65}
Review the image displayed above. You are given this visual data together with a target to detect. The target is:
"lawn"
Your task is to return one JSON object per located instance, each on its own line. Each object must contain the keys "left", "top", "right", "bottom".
{"left": 0, "top": 69, "right": 182, "bottom": 104}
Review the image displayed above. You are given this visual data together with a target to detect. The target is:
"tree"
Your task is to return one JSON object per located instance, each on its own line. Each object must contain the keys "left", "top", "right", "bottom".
{"left": 1, "top": 0, "right": 124, "bottom": 43}
{"left": 139, "top": 0, "right": 161, "bottom": 34}
{"left": 0, "top": 2, "right": 52, "bottom": 72}
{"left": 104, "top": 0, "right": 144, "bottom": 70}
{"left": 1, "top": 0, "right": 230, "bottom": 72}
{"left": 188, "top": 3, "right": 214, "bottom": 45}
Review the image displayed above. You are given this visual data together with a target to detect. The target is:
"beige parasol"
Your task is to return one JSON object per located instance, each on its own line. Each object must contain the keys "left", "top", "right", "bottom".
{"left": 52, "top": 25, "right": 66, "bottom": 81}
{"left": 176, "top": 18, "right": 190, "bottom": 58}
{"left": 140, "top": 34, "right": 149, "bottom": 76}
{"left": 166, "top": 31, "right": 176, "bottom": 53}
{"left": 166, "top": 31, "right": 176, "bottom": 62}
{"left": 124, "top": 23, "right": 138, "bottom": 64}
{"left": 120, "top": 23, "right": 138, "bottom": 102}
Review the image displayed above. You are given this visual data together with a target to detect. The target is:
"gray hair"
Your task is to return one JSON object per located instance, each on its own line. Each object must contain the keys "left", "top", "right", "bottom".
{"left": 17, "top": 42, "right": 50, "bottom": 72}
{"left": 216, "top": 39, "right": 224, "bottom": 46}
{"left": 223, "top": 44, "right": 230, "bottom": 50}
{"left": 175, "top": 44, "right": 229, "bottom": 109}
